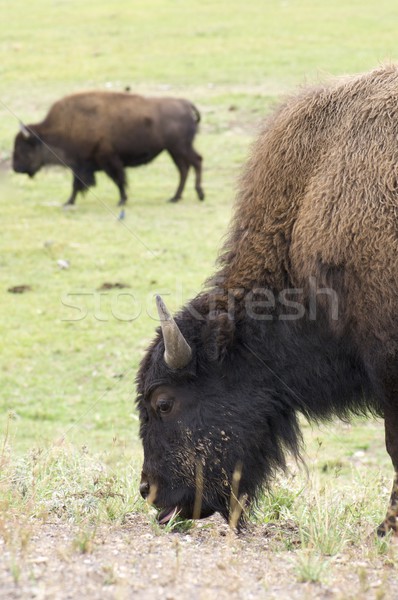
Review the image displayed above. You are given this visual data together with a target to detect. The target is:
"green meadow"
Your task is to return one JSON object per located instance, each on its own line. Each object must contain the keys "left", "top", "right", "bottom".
{"left": 1, "top": 1, "right": 398, "bottom": 593}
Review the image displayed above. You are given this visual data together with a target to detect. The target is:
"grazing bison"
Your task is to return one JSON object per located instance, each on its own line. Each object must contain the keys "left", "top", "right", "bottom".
{"left": 136, "top": 65, "right": 398, "bottom": 535}
{"left": 12, "top": 91, "right": 204, "bottom": 206}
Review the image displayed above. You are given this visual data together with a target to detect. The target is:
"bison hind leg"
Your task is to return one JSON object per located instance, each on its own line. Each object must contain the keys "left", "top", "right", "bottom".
{"left": 378, "top": 398, "right": 398, "bottom": 536}
{"left": 168, "top": 146, "right": 205, "bottom": 202}
{"left": 188, "top": 148, "right": 204, "bottom": 201}
{"left": 168, "top": 152, "right": 189, "bottom": 202}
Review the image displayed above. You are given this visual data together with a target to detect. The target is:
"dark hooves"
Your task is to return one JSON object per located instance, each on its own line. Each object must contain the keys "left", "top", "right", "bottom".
{"left": 377, "top": 523, "right": 387, "bottom": 537}
{"left": 197, "top": 190, "right": 205, "bottom": 201}
{"left": 376, "top": 520, "right": 397, "bottom": 537}
{"left": 167, "top": 197, "right": 180, "bottom": 203}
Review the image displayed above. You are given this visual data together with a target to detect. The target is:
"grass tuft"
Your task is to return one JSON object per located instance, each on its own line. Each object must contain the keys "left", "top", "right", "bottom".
{"left": 72, "top": 526, "right": 97, "bottom": 554}
{"left": 0, "top": 441, "right": 142, "bottom": 527}
{"left": 295, "top": 550, "right": 329, "bottom": 583}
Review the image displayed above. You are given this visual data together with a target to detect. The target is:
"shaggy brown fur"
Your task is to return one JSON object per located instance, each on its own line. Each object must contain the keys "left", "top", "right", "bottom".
{"left": 216, "top": 65, "right": 398, "bottom": 357}
{"left": 12, "top": 91, "right": 204, "bottom": 206}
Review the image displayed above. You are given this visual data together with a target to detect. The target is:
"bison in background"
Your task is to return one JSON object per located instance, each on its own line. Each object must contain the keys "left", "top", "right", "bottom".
{"left": 136, "top": 64, "right": 398, "bottom": 536}
{"left": 12, "top": 91, "right": 204, "bottom": 206}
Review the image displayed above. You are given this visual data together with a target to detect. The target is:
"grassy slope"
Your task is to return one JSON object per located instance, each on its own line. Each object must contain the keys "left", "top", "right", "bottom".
{"left": 0, "top": 0, "right": 396, "bottom": 523}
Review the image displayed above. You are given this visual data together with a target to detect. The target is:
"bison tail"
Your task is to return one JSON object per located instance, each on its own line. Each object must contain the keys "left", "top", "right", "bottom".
{"left": 190, "top": 102, "right": 201, "bottom": 125}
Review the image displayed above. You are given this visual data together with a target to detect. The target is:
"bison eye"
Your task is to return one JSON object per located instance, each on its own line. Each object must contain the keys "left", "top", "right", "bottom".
{"left": 156, "top": 397, "right": 173, "bottom": 415}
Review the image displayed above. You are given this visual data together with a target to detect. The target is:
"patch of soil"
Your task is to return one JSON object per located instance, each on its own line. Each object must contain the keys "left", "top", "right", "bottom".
{"left": 1, "top": 514, "right": 398, "bottom": 599}
{"left": 97, "top": 282, "right": 130, "bottom": 291}
{"left": 7, "top": 285, "right": 32, "bottom": 294}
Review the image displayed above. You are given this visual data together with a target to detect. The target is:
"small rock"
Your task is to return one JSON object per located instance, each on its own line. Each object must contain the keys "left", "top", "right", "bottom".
{"left": 57, "top": 259, "right": 70, "bottom": 269}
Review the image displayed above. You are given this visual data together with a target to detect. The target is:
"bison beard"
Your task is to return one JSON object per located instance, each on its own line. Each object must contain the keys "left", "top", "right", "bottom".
{"left": 136, "top": 65, "right": 398, "bottom": 534}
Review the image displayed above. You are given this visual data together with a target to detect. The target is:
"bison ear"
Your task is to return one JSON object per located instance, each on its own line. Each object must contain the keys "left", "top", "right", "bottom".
{"left": 203, "top": 312, "right": 235, "bottom": 363}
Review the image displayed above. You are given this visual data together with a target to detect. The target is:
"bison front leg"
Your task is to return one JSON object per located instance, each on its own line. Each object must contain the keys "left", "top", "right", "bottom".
{"left": 64, "top": 170, "right": 96, "bottom": 207}
{"left": 378, "top": 402, "right": 398, "bottom": 536}
{"left": 64, "top": 173, "right": 85, "bottom": 206}
{"left": 98, "top": 155, "right": 127, "bottom": 206}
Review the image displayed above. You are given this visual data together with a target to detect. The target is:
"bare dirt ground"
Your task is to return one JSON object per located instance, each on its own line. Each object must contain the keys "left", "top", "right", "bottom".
{"left": 1, "top": 514, "right": 398, "bottom": 600}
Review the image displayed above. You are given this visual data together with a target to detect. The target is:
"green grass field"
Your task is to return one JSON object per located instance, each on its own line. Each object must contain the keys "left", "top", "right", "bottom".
{"left": 1, "top": 1, "right": 398, "bottom": 593}
{"left": 2, "top": 0, "right": 397, "bottom": 453}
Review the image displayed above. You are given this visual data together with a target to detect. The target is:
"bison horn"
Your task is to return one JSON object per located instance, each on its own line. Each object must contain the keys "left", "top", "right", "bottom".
{"left": 156, "top": 295, "right": 192, "bottom": 369}
{"left": 19, "top": 122, "right": 31, "bottom": 139}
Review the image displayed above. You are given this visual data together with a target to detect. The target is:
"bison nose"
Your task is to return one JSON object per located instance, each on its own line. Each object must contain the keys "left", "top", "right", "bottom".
{"left": 139, "top": 480, "right": 150, "bottom": 500}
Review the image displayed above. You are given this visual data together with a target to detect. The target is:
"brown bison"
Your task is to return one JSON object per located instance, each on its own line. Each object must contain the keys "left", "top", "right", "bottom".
{"left": 12, "top": 91, "right": 204, "bottom": 206}
{"left": 136, "top": 64, "right": 398, "bottom": 535}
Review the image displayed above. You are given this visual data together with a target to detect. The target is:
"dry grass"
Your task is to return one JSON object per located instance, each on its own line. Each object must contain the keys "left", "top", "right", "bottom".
{"left": 1, "top": 426, "right": 398, "bottom": 597}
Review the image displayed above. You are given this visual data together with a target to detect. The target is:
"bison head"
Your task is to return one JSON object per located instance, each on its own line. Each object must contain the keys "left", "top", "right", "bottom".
{"left": 12, "top": 124, "right": 43, "bottom": 177}
{"left": 136, "top": 295, "right": 299, "bottom": 525}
